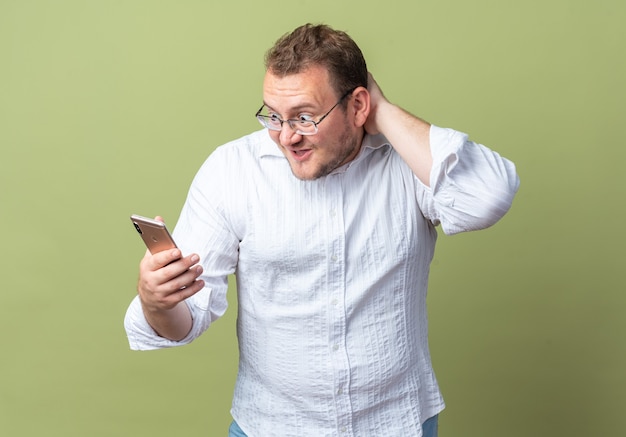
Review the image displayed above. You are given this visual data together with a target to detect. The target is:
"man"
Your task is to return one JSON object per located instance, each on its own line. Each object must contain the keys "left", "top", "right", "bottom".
{"left": 125, "top": 24, "right": 519, "bottom": 437}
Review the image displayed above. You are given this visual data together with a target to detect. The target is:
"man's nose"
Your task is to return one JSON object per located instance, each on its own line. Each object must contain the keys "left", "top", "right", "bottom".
{"left": 279, "top": 122, "right": 302, "bottom": 146}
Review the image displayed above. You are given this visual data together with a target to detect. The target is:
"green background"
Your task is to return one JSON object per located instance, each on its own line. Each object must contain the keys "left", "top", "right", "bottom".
{"left": 1, "top": 1, "right": 624, "bottom": 435}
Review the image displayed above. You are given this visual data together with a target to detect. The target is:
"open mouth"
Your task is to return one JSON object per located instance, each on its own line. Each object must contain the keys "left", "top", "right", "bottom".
{"left": 291, "top": 149, "right": 313, "bottom": 162}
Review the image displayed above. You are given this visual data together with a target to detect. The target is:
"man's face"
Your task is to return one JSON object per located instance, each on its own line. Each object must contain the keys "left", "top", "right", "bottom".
{"left": 262, "top": 66, "right": 363, "bottom": 180}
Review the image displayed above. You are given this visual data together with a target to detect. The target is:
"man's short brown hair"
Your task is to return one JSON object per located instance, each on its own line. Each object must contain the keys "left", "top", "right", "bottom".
{"left": 265, "top": 23, "right": 368, "bottom": 98}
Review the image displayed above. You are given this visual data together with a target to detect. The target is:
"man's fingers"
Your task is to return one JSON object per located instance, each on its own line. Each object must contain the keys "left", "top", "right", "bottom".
{"left": 169, "top": 264, "right": 204, "bottom": 291}
{"left": 156, "top": 249, "right": 183, "bottom": 268}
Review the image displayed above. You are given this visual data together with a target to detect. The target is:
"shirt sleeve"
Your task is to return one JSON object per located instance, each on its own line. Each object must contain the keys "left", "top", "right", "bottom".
{"left": 124, "top": 147, "right": 240, "bottom": 351}
{"left": 417, "top": 125, "right": 520, "bottom": 235}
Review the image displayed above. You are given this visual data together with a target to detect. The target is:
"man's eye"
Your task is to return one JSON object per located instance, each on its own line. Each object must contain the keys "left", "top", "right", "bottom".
{"left": 297, "top": 115, "right": 314, "bottom": 123}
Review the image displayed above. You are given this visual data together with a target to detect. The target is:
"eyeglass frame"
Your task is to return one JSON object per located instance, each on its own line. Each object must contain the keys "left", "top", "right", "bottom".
{"left": 255, "top": 87, "right": 356, "bottom": 136}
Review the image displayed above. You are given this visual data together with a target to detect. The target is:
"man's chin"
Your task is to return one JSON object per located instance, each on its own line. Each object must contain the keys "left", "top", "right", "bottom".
{"left": 289, "top": 162, "right": 326, "bottom": 181}
{"left": 290, "top": 168, "right": 320, "bottom": 181}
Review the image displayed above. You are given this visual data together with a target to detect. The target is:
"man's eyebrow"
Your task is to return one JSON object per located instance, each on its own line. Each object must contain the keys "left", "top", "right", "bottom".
{"left": 262, "top": 101, "right": 316, "bottom": 114}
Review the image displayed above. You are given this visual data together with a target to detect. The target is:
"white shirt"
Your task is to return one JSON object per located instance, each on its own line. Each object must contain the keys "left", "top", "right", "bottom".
{"left": 125, "top": 126, "right": 519, "bottom": 436}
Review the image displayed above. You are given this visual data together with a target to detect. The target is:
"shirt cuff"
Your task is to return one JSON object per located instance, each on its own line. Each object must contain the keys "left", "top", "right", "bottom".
{"left": 123, "top": 295, "right": 193, "bottom": 350}
{"left": 428, "top": 124, "right": 467, "bottom": 192}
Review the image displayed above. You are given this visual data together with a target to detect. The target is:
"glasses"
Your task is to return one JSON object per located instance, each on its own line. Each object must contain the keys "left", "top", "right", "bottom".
{"left": 255, "top": 88, "right": 354, "bottom": 135}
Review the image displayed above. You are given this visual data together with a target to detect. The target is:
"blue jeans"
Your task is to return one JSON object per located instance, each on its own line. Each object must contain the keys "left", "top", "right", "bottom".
{"left": 228, "top": 414, "right": 439, "bottom": 436}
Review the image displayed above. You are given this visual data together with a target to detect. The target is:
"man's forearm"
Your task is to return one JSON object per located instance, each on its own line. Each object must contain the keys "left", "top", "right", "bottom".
{"left": 142, "top": 301, "right": 193, "bottom": 342}
{"left": 375, "top": 101, "right": 433, "bottom": 186}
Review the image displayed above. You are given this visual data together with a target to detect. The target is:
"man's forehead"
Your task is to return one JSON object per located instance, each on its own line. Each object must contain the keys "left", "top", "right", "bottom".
{"left": 262, "top": 66, "right": 335, "bottom": 110}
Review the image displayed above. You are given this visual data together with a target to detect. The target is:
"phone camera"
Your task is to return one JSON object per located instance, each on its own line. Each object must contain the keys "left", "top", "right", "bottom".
{"left": 133, "top": 223, "right": 142, "bottom": 234}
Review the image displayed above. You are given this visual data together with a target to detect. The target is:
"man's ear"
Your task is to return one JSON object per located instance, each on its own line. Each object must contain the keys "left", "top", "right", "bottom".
{"left": 350, "top": 87, "right": 370, "bottom": 128}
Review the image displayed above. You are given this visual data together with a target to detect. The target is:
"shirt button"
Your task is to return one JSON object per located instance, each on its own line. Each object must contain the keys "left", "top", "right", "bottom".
{"left": 331, "top": 254, "right": 338, "bottom": 262}
{"left": 337, "top": 388, "right": 343, "bottom": 395}
{"left": 333, "top": 344, "right": 339, "bottom": 351}
{"left": 331, "top": 298, "right": 338, "bottom": 306}
{"left": 340, "top": 427, "right": 347, "bottom": 433}
{"left": 329, "top": 209, "right": 336, "bottom": 217}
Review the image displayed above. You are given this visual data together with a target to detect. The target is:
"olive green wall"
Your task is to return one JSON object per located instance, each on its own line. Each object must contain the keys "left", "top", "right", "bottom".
{"left": 1, "top": 1, "right": 624, "bottom": 435}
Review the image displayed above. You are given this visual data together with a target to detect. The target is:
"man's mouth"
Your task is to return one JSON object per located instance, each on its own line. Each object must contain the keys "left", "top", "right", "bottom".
{"left": 290, "top": 148, "right": 313, "bottom": 162}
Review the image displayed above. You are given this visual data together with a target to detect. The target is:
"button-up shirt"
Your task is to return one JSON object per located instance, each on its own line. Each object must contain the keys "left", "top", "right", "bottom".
{"left": 125, "top": 125, "right": 519, "bottom": 436}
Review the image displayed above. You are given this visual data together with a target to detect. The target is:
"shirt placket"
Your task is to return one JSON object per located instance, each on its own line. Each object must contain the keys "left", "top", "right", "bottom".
{"left": 325, "top": 176, "right": 354, "bottom": 435}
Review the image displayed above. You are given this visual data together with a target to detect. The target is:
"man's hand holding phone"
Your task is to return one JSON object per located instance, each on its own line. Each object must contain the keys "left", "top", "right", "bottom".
{"left": 132, "top": 215, "right": 204, "bottom": 341}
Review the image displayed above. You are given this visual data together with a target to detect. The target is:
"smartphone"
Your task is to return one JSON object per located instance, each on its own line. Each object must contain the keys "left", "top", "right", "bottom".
{"left": 130, "top": 214, "right": 178, "bottom": 254}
